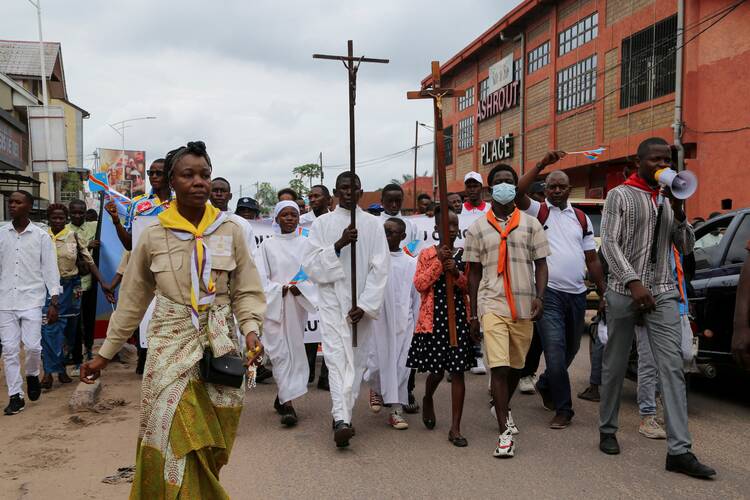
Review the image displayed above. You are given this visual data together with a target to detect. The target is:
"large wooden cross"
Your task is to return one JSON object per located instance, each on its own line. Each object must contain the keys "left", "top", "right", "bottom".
{"left": 313, "top": 40, "right": 389, "bottom": 347}
{"left": 407, "top": 61, "right": 465, "bottom": 347}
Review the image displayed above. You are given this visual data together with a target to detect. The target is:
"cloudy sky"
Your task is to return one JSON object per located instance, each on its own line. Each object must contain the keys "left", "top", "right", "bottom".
{"left": 3, "top": 0, "right": 516, "bottom": 201}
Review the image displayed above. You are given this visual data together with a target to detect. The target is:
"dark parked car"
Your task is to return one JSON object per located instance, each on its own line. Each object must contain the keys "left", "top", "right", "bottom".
{"left": 690, "top": 208, "right": 750, "bottom": 375}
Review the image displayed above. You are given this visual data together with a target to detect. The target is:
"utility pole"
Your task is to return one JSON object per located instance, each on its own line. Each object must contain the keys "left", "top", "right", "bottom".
{"left": 319, "top": 151, "right": 324, "bottom": 183}
{"left": 413, "top": 120, "right": 418, "bottom": 212}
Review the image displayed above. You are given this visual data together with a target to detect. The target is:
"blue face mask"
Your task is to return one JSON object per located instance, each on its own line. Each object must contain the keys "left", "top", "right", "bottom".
{"left": 492, "top": 183, "right": 516, "bottom": 204}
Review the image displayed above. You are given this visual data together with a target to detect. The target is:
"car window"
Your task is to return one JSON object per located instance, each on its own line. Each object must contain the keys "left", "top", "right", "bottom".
{"left": 576, "top": 205, "right": 603, "bottom": 237}
{"left": 694, "top": 216, "right": 733, "bottom": 270}
{"left": 724, "top": 215, "right": 750, "bottom": 266}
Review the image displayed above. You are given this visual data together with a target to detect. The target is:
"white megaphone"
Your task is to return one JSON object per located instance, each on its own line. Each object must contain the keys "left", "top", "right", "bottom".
{"left": 654, "top": 168, "right": 697, "bottom": 200}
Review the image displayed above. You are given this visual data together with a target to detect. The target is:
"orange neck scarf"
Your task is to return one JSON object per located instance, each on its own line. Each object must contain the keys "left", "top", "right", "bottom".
{"left": 485, "top": 208, "right": 521, "bottom": 320}
{"left": 673, "top": 245, "right": 686, "bottom": 304}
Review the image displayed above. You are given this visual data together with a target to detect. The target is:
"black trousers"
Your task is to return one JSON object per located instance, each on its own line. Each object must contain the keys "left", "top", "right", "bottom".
{"left": 520, "top": 323, "right": 544, "bottom": 378}
{"left": 80, "top": 286, "right": 97, "bottom": 353}
{"left": 305, "top": 342, "right": 328, "bottom": 381}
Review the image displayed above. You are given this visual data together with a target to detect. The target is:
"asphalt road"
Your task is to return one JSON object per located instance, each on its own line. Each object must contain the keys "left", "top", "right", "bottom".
{"left": 1, "top": 337, "right": 749, "bottom": 499}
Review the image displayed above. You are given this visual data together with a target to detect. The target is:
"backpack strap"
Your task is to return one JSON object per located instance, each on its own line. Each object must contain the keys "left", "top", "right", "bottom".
{"left": 573, "top": 207, "right": 592, "bottom": 238}
{"left": 536, "top": 203, "right": 550, "bottom": 226}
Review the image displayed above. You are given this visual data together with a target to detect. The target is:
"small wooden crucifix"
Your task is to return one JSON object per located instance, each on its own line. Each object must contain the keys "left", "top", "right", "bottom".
{"left": 407, "top": 61, "right": 465, "bottom": 347}
{"left": 313, "top": 40, "right": 389, "bottom": 347}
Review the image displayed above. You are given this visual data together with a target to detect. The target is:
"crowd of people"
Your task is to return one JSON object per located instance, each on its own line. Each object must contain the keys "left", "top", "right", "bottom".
{"left": 4, "top": 136, "right": 744, "bottom": 498}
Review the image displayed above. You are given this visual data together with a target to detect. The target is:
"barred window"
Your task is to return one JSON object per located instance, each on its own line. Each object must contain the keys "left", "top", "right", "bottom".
{"left": 479, "top": 78, "right": 490, "bottom": 101}
{"left": 557, "top": 54, "right": 597, "bottom": 113}
{"left": 457, "top": 116, "right": 474, "bottom": 150}
{"left": 527, "top": 41, "right": 550, "bottom": 74}
{"left": 620, "top": 15, "right": 677, "bottom": 108}
{"left": 457, "top": 86, "right": 475, "bottom": 111}
{"left": 444, "top": 125, "right": 454, "bottom": 165}
{"left": 558, "top": 12, "right": 598, "bottom": 56}
{"left": 514, "top": 58, "right": 522, "bottom": 82}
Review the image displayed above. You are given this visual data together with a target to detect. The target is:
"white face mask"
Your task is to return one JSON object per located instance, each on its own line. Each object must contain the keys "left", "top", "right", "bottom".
{"left": 492, "top": 183, "right": 516, "bottom": 204}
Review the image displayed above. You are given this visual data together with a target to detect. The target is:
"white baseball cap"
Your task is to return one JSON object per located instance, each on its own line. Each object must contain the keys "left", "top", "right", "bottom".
{"left": 464, "top": 171, "right": 483, "bottom": 185}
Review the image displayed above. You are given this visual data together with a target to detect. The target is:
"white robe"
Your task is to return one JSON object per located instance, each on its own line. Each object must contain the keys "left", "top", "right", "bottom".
{"left": 228, "top": 212, "right": 258, "bottom": 261}
{"left": 364, "top": 250, "right": 419, "bottom": 405}
{"left": 299, "top": 210, "right": 318, "bottom": 226}
{"left": 258, "top": 232, "right": 317, "bottom": 404}
{"left": 379, "top": 211, "right": 418, "bottom": 244}
{"left": 302, "top": 206, "right": 390, "bottom": 423}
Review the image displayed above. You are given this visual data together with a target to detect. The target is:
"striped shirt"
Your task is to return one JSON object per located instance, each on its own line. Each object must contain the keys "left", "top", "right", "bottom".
{"left": 464, "top": 211, "right": 550, "bottom": 319}
{"left": 601, "top": 185, "right": 694, "bottom": 296}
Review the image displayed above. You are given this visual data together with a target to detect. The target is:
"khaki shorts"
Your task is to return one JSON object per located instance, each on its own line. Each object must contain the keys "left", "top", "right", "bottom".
{"left": 482, "top": 313, "right": 533, "bottom": 369}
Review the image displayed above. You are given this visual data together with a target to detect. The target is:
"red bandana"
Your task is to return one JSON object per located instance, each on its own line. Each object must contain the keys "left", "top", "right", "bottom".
{"left": 623, "top": 173, "right": 660, "bottom": 202}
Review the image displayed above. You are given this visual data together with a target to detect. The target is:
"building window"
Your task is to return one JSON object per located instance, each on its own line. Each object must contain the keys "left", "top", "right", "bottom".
{"left": 444, "top": 125, "right": 454, "bottom": 165}
{"left": 457, "top": 116, "right": 474, "bottom": 150}
{"left": 527, "top": 41, "right": 550, "bottom": 74}
{"left": 514, "top": 58, "right": 522, "bottom": 82}
{"left": 479, "top": 78, "right": 490, "bottom": 101}
{"left": 620, "top": 14, "right": 677, "bottom": 108}
{"left": 558, "top": 12, "right": 598, "bottom": 56}
{"left": 557, "top": 54, "right": 597, "bottom": 113}
{"left": 457, "top": 86, "right": 475, "bottom": 111}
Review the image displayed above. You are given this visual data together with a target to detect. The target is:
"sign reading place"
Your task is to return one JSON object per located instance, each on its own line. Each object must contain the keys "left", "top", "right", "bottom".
{"left": 481, "top": 133, "right": 514, "bottom": 165}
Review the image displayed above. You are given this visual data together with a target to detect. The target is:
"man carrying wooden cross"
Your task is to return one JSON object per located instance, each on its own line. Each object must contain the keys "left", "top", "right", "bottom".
{"left": 302, "top": 172, "right": 390, "bottom": 448}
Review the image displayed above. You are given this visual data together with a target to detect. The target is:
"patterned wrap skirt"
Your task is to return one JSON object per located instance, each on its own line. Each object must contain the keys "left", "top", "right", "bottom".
{"left": 129, "top": 294, "right": 245, "bottom": 500}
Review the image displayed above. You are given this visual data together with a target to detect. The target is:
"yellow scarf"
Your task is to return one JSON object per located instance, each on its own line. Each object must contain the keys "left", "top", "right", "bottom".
{"left": 48, "top": 226, "right": 71, "bottom": 242}
{"left": 158, "top": 202, "right": 226, "bottom": 330}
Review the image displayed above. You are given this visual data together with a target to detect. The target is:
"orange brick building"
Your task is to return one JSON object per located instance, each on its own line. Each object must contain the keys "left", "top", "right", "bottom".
{"left": 426, "top": 0, "right": 750, "bottom": 217}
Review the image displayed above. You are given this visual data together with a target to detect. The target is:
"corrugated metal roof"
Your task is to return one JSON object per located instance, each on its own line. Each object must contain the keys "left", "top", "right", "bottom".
{"left": 0, "top": 40, "right": 60, "bottom": 79}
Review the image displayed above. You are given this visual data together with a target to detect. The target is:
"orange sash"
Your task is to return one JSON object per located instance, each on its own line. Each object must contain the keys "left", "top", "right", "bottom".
{"left": 485, "top": 209, "right": 521, "bottom": 320}
{"left": 673, "top": 245, "right": 686, "bottom": 304}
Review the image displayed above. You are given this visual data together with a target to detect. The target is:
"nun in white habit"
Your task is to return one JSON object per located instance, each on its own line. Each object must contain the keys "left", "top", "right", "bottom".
{"left": 257, "top": 200, "right": 317, "bottom": 426}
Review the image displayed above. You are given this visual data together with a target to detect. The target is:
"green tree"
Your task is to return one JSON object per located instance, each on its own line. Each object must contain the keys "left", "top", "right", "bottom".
{"left": 292, "top": 163, "right": 322, "bottom": 188}
{"left": 254, "top": 181, "right": 277, "bottom": 214}
{"left": 289, "top": 178, "right": 308, "bottom": 198}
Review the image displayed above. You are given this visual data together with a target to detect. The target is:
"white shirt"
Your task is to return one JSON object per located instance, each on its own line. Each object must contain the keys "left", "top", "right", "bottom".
{"left": 379, "top": 211, "right": 418, "bottom": 244}
{"left": 299, "top": 210, "right": 318, "bottom": 226}
{"left": 524, "top": 199, "right": 596, "bottom": 294}
{"left": 0, "top": 222, "right": 61, "bottom": 310}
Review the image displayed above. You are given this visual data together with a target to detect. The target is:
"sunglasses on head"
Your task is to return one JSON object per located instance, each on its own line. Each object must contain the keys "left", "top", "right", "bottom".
{"left": 146, "top": 170, "right": 164, "bottom": 177}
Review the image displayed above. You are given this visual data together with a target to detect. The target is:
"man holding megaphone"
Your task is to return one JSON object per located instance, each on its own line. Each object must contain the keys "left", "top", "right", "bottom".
{"left": 598, "top": 137, "right": 715, "bottom": 479}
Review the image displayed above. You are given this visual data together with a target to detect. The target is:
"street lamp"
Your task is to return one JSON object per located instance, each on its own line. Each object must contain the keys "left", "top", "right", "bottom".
{"left": 108, "top": 116, "right": 157, "bottom": 151}
{"left": 26, "top": 0, "right": 55, "bottom": 203}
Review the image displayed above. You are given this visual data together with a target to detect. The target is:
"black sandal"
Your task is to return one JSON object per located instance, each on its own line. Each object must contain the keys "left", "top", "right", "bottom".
{"left": 448, "top": 431, "right": 468, "bottom": 447}
{"left": 422, "top": 396, "right": 436, "bottom": 429}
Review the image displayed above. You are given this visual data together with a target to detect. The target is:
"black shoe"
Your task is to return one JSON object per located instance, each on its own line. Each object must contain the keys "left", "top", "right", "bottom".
{"left": 536, "top": 382, "right": 555, "bottom": 411}
{"left": 599, "top": 432, "right": 620, "bottom": 455}
{"left": 333, "top": 420, "right": 353, "bottom": 448}
{"left": 273, "top": 396, "right": 283, "bottom": 415}
{"left": 666, "top": 452, "right": 716, "bottom": 479}
{"left": 4, "top": 394, "right": 25, "bottom": 415}
{"left": 317, "top": 377, "right": 329, "bottom": 391}
{"left": 256, "top": 365, "right": 273, "bottom": 383}
{"left": 280, "top": 405, "right": 298, "bottom": 427}
{"left": 403, "top": 392, "right": 420, "bottom": 414}
{"left": 577, "top": 384, "right": 600, "bottom": 402}
{"left": 26, "top": 376, "right": 41, "bottom": 401}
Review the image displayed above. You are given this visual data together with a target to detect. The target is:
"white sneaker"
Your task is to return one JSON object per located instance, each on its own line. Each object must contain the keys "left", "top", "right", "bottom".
{"left": 489, "top": 404, "right": 519, "bottom": 435}
{"left": 639, "top": 415, "right": 666, "bottom": 439}
{"left": 471, "top": 358, "right": 487, "bottom": 375}
{"left": 506, "top": 410, "right": 519, "bottom": 435}
{"left": 388, "top": 410, "right": 409, "bottom": 430}
{"left": 493, "top": 429, "right": 515, "bottom": 458}
{"left": 518, "top": 375, "right": 536, "bottom": 394}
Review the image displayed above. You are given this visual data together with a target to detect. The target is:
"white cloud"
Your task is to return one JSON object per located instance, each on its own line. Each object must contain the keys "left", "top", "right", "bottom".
{"left": 2, "top": 0, "right": 517, "bottom": 199}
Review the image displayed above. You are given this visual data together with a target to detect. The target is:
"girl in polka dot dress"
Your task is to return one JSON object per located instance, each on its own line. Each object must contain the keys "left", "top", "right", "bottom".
{"left": 407, "top": 206, "right": 478, "bottom": 447}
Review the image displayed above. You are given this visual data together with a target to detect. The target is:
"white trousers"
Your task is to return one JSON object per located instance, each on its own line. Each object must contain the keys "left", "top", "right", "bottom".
{"left": 320, "top": 315, "right": 373, "bottom": 423}
{"left": 0, "top": 308, "right": 43, "bottom": 397}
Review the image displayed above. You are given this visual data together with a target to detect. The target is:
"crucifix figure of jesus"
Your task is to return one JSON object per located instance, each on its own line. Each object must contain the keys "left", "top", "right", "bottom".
{"left": 407, "top": 61, "right": 465, "bottom": 347}
{"left": 313, "top": 40, "right": 389, "bottom": 347}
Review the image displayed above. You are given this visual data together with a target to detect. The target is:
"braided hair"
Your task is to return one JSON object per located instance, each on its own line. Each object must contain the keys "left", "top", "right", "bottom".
{"left": 163, "top": 141, "right": 212, "bottom": 180}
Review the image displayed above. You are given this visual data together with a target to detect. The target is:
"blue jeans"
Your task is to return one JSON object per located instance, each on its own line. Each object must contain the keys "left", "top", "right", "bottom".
{"left": 41, "top": 277, "right": 80, "bottom": 375}
{"left": 536, "top": 287, "right": 587, "bottom": 417}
